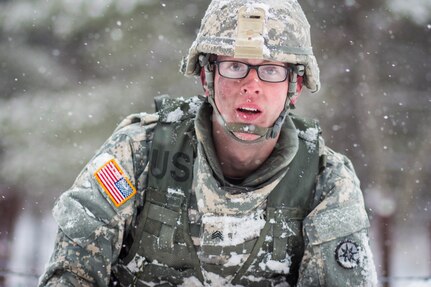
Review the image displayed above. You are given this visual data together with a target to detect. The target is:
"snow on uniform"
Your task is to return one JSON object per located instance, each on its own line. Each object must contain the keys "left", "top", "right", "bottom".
{"left": 38, "top": 96, "right": 377, "bottom": 287}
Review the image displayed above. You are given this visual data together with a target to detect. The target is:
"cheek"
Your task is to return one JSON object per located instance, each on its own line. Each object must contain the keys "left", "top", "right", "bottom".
{"left": 268, "top": 86, "right": 288, "bottom": 110}
{"left": 213, "top": 77, "right": 227, "bottom": 114}
{"left": 214, "top": 76, "right": 236, "bottom": 106}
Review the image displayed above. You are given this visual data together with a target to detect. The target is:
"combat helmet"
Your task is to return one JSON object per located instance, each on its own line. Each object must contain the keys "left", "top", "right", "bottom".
{"left": 181, "top": 0, "right": 320, "bottom": 142}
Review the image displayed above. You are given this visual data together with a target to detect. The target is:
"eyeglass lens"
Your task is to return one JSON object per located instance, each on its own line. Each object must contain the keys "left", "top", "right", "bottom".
{"left": 216, "top": 61, "right": 289, "bottom": 83}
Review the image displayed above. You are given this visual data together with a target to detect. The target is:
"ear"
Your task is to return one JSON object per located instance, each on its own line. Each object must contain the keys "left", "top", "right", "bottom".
{"left": 200, "top": 69, "right": 210, "bottom": 97}
{"left": 289, "top": 75, "right": 303, "bottom": 105}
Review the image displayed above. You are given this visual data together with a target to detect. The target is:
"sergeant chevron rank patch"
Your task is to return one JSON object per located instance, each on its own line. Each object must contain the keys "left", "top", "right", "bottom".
{"left": 335, "top": 240, "right": 360, "bottom": 269}
{"left": 94, "top": 159, "right": 136, "bottom": 207}
{"left": 211, "top": 231, "right": 224, "bottom": 241}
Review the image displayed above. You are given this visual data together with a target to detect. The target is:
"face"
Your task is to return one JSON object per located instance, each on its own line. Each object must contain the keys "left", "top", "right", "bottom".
{"left": 212, "top": 56, "right": 290, "bottom": 141}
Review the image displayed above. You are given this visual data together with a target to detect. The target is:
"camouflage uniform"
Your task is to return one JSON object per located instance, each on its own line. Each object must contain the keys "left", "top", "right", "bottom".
{"left": 39, "top": 97, "right": 377, "bottom": 286}
{"left": 40, "top": 0, "right": 377, "bottom": 285}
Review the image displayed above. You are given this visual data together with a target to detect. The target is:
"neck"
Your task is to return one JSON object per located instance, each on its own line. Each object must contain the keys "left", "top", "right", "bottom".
{"left": 212, "top": 118, "right": 279, "bottom": 179}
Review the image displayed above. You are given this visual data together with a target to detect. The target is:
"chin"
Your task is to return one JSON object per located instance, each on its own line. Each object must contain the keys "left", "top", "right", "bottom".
{"left": 233, "top": 132, "right": 261, "bottom": 142}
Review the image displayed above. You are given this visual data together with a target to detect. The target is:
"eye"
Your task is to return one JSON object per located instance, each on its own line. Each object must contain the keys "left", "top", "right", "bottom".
{"left": 227, "top": 62, "right": 246, "bottom": 72}
{"left": 261, "top": 65, "right": 281, "bottom": 75}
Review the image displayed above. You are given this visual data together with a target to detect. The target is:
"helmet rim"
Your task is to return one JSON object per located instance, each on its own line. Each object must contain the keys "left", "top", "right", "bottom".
{"left": 181, "top": 0, "right": 320, "bottom": 92}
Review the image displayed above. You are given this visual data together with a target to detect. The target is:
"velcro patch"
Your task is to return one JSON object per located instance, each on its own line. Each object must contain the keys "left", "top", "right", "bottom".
{"left": 94, "top": 159, "right": 136, "bottom": 207}
{"left": 335, "top": 240, "right": 361, "bottom": 269}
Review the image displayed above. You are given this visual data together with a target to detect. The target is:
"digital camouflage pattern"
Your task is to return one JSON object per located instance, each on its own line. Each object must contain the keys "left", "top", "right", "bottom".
{"left": 38, "top": 112, "right": 158, "bottom": 286}
{"left": 181, "top": 0, "right": 320, "bottom": 92}
{"left": 39, "top": 0, "right": 376, "bottom": 283}
{"left": 39, "top": 97, "right": 377, "bottom": 286}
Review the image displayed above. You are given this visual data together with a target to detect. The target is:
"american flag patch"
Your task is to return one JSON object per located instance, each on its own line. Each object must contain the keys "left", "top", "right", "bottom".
{"left": 94, "top": 159, "right": 136, "bottom": 207}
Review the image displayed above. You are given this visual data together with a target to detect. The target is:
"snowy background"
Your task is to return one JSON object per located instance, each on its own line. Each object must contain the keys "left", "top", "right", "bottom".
{"left": 0, "top": 0, "right": 430, "bottom": 286}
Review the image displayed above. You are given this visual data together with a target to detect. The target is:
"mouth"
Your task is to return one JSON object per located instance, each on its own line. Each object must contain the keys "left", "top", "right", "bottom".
{"left": 237, "top": 107, "right": 261, "bottom": 114}
{"left": 235, "top": 104, "right": 263, "bottom": 121}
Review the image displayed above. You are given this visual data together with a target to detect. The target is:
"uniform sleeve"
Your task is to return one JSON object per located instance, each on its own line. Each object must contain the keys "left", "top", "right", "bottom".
{"left": 38, "top": 119, "right": 155, "bottom": 287}
{"left": 297, "top": 147, "right": 378, "bottom": 287}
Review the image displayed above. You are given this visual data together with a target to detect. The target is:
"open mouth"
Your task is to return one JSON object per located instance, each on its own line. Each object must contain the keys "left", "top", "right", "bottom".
{"left": 237, "top": 107, "right": 261, "bottom": 114}
{"left": 236, "top": 105, "right": 262, "bottom": 121}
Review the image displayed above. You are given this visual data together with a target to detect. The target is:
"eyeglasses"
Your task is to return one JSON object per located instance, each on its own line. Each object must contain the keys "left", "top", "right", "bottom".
{"left": 212, "top": 60, "right": 290, "bottom": 83}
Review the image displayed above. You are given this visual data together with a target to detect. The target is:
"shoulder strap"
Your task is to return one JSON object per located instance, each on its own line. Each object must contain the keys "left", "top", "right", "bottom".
{"left": 147, "top": 95, "right": 202, "bottom": 192}
{"left": 154, "top": 94, "right": 170, "bottom": 112}
{"left": 148, "top": 95, "right": 205, "bottom": 280}
{"left": 267, "top": 114, "right": 321, "bottom": 212}
{"left": 154, "top": 95, "right": 203, "bottom": 123}
{"left": 119, "top": 96, "right": 205, "bottom": 281}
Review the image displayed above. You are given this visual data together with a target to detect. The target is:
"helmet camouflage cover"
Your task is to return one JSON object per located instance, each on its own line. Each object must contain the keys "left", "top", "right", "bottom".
{"left": 181, "top": 0, "right": 320, "bottom": 92}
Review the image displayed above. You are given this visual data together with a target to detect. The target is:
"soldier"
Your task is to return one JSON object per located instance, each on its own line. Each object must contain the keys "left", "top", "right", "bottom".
{"left": 39, "top": 0, "right": 377, "bottom": 286}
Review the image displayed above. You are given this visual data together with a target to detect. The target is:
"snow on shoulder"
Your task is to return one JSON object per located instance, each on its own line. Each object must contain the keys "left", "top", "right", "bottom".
{"left": 162, "top": 96, "right": 203, "bottom": 123}
{"left": 298, "top": 127, "right": 319, "bottom": 153}
{"left": 165, "top": 107, "right": 184, "bottom": 123}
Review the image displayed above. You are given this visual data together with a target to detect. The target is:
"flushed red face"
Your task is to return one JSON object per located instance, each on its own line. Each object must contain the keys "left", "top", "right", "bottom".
{"left": 212, "top": 56, "right": 291, "bottom": 141}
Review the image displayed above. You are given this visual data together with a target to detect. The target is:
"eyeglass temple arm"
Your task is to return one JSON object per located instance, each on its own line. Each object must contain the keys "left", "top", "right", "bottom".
{"left": 267, "top": 64, "right": 305, "bottom": 138}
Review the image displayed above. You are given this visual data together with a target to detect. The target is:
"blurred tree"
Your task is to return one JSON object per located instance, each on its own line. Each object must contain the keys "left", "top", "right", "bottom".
{"left": 0, "top": 0, "right": 206, "bottom": 205}
{"left": 0, "top": 185, "right": 21, "bottom": 286}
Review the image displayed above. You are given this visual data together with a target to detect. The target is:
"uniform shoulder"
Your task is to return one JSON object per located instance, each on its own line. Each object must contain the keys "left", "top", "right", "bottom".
{"left": 156, "top": 95, "right": 203, "bottom": 123}
{"left": 310, "top": 145, "right": 365, "bottom": 217}
{"left": 305, "top": 146, "right": 370, "bottom": 246}
{"left": 321, "top": 146, "right": 359, "bottom": 183}
{"left": 113, "top": 95, "right": 203, "bottom": 138}
{"left": 51, "top": 112, "right": 162, "bottom": 246}
{"left": 113, "top": 112, "right": 159, "bottom": 142}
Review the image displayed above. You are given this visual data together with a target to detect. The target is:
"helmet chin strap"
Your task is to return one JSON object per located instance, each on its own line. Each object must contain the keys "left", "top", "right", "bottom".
{"left": 268, "top": 64, "right": 305, "bottom": 139}
{"left": 199, "top": 54, "right": 304, "bottom": 144}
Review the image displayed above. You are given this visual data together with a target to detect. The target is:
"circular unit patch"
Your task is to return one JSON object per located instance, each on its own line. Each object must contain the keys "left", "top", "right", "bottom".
{"left": 335, "top": 240, "right": 360, "bottom": 269}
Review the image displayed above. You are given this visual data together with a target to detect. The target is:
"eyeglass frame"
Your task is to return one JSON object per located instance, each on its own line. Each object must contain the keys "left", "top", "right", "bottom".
{"left": 210, "top": 60, "right": 292, "bottom": 83}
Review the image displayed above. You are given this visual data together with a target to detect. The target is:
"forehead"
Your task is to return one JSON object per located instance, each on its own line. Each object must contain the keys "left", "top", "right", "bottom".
{"left": 217, "top": 55, "right": 286, "bottom": 66}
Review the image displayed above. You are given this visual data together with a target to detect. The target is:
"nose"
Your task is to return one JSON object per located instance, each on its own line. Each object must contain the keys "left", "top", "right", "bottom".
{"left": 241, "top": 69, "right": 262, "bottom": 95}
